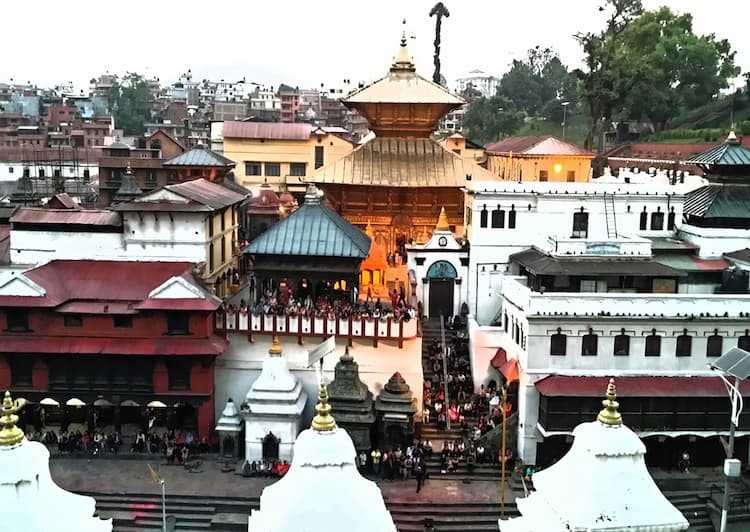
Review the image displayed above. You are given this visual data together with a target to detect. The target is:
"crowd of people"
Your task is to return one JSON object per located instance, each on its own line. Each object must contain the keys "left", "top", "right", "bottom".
{"left": 241, "top": 459, "right": 291, "bottom": 478}
{"left": 28, "top": 429, "right": 123, "bottom": 455}
{"left": 358, "top": 440, "right": 431, "bottom": 493}
{"left": 223, "top": 281, "right": 417, "bottom": 323}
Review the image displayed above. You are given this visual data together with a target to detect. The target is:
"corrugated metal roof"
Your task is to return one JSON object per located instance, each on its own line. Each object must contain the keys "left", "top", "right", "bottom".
{"left": 654, "top": 254, "right": 729, "bottom": 272}
{"left": 245, "top": 200, "right": 371, "bottom": 258}
{"left": 647, "top": 237, "right": 697, "bottom": 252}
{"left": 685, "top": 141, "right": 750, "bottom": 166}
{"left": 10, "top": 208, "right": 122, "bottom": 227}
{"left": 510, "top": 248, "right": 686, "bottom": 277}
{"left": 222, "top": 121, "right": 313, "bottom": 140}
{"left": 485, "top": 136, "right": 594, "bottom": 157}
{"left": 163, "top": 146, "right": 236, "bottom": 167}
{"left": 684, "top": 185, "right": 750, "bottom": 218}
{"left": 725, "top": 248, "right": 750, "bottom": 263}
{"left": 0, "top": 335, "right": 228, "bottom": 355}
{"left": 56, "top": 301, "right": 138, "bottom": 315}
{"left": 166, "top": 178, "right": 246, "bottom": 209}
{"left": 313, "top": 137, "right": 495, "bottom": 187}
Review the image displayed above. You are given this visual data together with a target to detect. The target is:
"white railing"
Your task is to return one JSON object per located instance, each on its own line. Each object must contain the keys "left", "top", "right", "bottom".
{"left": 215, "top": 312, "right": 418, "bottom": 346}
{"left": 502, "top": 277, "right": 750, "bottom": 318}
{"left": 545, "top": 235, "right": 651, "bottom": 257}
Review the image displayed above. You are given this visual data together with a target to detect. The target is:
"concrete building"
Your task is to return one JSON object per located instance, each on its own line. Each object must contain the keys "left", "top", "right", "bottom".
{"left": 454, "top": 69, "right": 500, "bottom": 99}
{"left": 485, "top": 136, "right": 595, "bottom": 183}
{"left": 220, "top": 121, "right": 353, "bottom": 190}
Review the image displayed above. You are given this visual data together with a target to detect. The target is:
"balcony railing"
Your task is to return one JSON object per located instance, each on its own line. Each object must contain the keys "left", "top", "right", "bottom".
{"left": 502, "top": 276, "right": 750, "bottom": 318}
{"left": 215, "top": 311, "right": 418, "bottom": 348}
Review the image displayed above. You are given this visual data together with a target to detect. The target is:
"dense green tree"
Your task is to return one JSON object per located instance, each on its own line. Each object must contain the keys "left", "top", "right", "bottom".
{"left": 462, "top": 95, "right": 524, "bottom": 145}
{"left": 498, "top": 47, "right": 577, "bottom": 119}
{"left": 574, "top": 0, "right": 644, "bottom": 149}
{"left": 616, "top": 7, "right": 738, "bottom": 130}
{"left": 109, "top": 73, "right": 154, "bottom": 136}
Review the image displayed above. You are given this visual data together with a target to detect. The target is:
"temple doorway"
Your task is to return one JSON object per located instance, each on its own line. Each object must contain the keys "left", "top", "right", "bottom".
{"left": 262, "top": 432, "right": 280, "bottom": 461}
{"left": 429, "top": 279, "right": 453, "bottom": 318}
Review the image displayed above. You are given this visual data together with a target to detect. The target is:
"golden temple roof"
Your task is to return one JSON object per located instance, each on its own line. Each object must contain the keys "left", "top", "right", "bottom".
{"left": 313, "top": 137, "right": 496, "bottom": 187}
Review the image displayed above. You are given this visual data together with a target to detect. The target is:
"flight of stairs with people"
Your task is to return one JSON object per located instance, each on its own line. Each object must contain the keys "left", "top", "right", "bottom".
{"left": 419, "top": 316, "right": 506, "bottom": 482}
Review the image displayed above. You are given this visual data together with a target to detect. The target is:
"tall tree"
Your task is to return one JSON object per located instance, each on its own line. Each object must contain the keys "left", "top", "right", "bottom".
{"left": 574, "top": 0, "right": 644, "bottom": 150}
{"left": 616, "top": 7, "right": 738, "bottom": 130}
{"left": 429, "top": 3, "right": 450, "bottom": 85}
{"left": 463, "top": 94, "right": 524, "bottom": 145}
{"left": 109, "top": 72, "right": 154, "bottom": 136}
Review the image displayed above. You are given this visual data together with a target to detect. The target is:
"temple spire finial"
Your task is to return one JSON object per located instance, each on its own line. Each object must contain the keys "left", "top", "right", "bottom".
{"left": 269, "top": 335, "right": 282, "bottom": 356}
{"left": 0, "top": 391, "right": 25, "bottom": 447}
{"left": 435, "top": 206, "right": 450, "bottom": 232}
{"left": 311, "top": 383, "right": 336, "bottom": 432}
{"left": 391, "top": 20, "right": 416, "bottom": 73}
{"left": 597, "top": 378, "right": 622, "bottom": 426}
{"left": 728, "top": 125, "right": 738, "bottom": 144}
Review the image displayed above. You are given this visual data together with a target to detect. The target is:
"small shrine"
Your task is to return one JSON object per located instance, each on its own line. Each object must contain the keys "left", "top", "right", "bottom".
{"left": 113, "top": 163, "right": 143, "bottom": 203}
{"left": 374, "top": 372, "right": 417, "bottom": 448}
{"left": 215, "top": 398, "right": 243, "bottom": 461}
{"left": 499, "top": 380, "right": 689, "bottom": 532}
{"left": 359, "top": 221, "right": 388, "bottom": 299}
{"left": 241, "top": 337, "right": 307, "bottom": 463}
{"left": 0, "top": 391, "right": 112, "bottom": 531}
{"left": 248, "top": 384, "right": 396, "bottom": 532}
{"left": 246, "top": 181, "right": 281, "bottom": 242}
{"left": 327, "top": 347, "right": 376, "bottom": 451}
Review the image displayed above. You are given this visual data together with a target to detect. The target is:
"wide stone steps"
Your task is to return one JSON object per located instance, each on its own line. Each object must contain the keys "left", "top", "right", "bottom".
{"left": 663, "top": 493, "right": 713, "bottom": 532}
{"left": 387, "top": 501, "right": 518, "bottom": 532}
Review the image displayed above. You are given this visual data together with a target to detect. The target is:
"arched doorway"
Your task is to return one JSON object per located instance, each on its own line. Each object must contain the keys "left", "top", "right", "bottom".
{"left": 262, "top": 432, "right": 280, "bottom": 461}
{"left": 427, "top": 260, "right": 457, "bottom": 318}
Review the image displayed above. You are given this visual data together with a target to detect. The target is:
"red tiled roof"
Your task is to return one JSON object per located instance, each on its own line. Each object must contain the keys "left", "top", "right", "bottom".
{"left": 535, "top": 375, "right": 750, "bottom": 397}
{"left": 47, "top": 193, "right": 79, "bottom": 209}
{"left": 485, "top": 136, "right": 594, "bottom": 157}
{"left": 165, "top": 179, "right": 246, "bottom": 209}
{"left": 222, "top": 121, "right": 313, "bottom": 141}
{"left": 10, "top": 208, "right": 122, "bottom": 227}
{"left": 0, "top": 335, "right": 228, "bottom": 355}
{"left": 135, "top": 298, "right": 220, "bottom": 311}
{"left": 605, "top": 142, "right": 715, "bottom": 160}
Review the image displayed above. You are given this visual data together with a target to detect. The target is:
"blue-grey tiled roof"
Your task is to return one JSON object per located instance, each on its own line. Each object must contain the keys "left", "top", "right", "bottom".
{"left": 163, "top": 147, "right": 236, "bottom": 167}
{"left": 244, "top": 201, "right": 371, "bottom": 258}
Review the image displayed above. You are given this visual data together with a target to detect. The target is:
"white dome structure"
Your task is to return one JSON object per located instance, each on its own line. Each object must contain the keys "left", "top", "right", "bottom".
{"left": 499, "top": 380, "right": 689, "bottom": 532}
{"left": 0, "top": 391, "right": 112, "bottom": 532}
{"left": 248, "top": 383, "right": 396, "bottom": 532}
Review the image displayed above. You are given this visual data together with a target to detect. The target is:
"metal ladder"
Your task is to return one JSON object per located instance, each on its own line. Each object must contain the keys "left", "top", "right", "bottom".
{"left": 603, "top": 193, "right": 618, "bottom": 238}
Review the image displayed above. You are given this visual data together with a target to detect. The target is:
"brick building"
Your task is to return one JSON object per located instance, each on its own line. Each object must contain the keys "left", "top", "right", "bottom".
{"left": 0, "top": 260, "right": 227, "bottom": 438}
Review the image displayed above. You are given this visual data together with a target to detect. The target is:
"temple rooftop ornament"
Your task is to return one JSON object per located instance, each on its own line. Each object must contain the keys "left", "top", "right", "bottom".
{"left": 311, "top": 383, "right": 336, "bottom": 432}
{"left": 435, "top": 206, "right": 451, "bottom": 232}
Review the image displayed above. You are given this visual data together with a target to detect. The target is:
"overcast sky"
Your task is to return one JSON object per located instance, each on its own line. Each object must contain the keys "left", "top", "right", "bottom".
{"left": 4, "top": 0, "right": 748, "bottom": 92}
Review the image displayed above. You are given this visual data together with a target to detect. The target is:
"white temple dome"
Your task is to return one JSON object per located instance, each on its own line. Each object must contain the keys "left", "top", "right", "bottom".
{"left": 248, "top": 384, "right": 396, "bottom": 532}
{"left": 500, "top": 380, "right": 689, "bottom": 532}
{"left": 0, "top": 392, "right": 112, "bottom": 532}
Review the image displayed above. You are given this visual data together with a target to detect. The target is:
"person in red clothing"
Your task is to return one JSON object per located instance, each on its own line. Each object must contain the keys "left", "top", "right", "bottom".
{"left": 277, "top": 461, "right": 290, "bottom": 476}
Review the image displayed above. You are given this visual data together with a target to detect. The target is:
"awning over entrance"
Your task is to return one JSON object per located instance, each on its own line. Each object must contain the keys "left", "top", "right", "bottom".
{"left": 491, "top": 348, "right": 519, "bottom": 382}
{"left": 536, "top": 375, "right": 750, "bottom": 397}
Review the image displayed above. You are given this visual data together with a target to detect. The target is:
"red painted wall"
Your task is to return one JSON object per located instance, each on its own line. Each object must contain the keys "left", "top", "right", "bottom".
{"left": 31, "top": 359, "right": 48, "bottom": 391}
{"left": 0, "top": 354, "right": 10, "bottom": 390}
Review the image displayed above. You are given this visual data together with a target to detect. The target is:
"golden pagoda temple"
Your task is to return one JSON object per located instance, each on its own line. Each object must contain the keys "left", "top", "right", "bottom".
{"left": 313, "top": 29, "right": 498, "bottom": 258}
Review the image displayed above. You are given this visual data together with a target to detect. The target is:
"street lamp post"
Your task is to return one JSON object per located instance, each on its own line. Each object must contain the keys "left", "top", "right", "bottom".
{"left": 709, "top": 347, "right": 750, "bottom": 532}
{"left": 561, "top": 101, "right": 570, "bottom": 141}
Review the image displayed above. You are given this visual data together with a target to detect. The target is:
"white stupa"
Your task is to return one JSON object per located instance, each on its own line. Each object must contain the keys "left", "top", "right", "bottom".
{"left": 0, "top": 391, "right": 112, "bottom": 532}
{"left": 242, "top": 336, "right": 307, "bottom": 462}
{"left": 500, "top": 379, "right": 689, "bottom": 532}
{"left": 248, "top": 383, "right": 397, "bottom": 532}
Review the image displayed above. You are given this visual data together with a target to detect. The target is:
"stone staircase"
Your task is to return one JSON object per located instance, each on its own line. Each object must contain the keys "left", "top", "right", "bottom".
{"left": 388, "top": 501, "right": 519, "bottom": 531}
{"left": 666, "top": 493, "right": 714, "bottom": 532}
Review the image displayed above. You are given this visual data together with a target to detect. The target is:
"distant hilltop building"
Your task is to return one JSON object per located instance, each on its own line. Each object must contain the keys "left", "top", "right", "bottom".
{"left": 454, "top": 69, "right": 500, "bottom": 98}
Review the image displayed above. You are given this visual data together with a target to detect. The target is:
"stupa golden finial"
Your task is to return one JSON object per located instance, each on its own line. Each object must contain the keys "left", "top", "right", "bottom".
{"left": 0, "top": 391, "right": 26, "bottom": 446}
{"left": 391, "top": 21, "right": 415, "bottom": 73}
{"left": 436, "top": 207, "right": 450, "bottom": 232}
{"left": 728, "top": 125, "right": 738, "bottom": 143}
{"left": 597, "top": 378, "right": 622, "bottom": 426}
{"left": 311, "top": 383, "right": 336, "bottom": 432}
{"left": 269, "top": 335, "right": 282, "bottom": 356}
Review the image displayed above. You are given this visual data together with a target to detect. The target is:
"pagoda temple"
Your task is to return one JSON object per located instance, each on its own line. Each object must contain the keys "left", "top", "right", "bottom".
{"left": 313, "top": 30, "right": 497, "bottom": 255}
{"left": 327, "top": 347, "right": 376, "bottom": 451}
